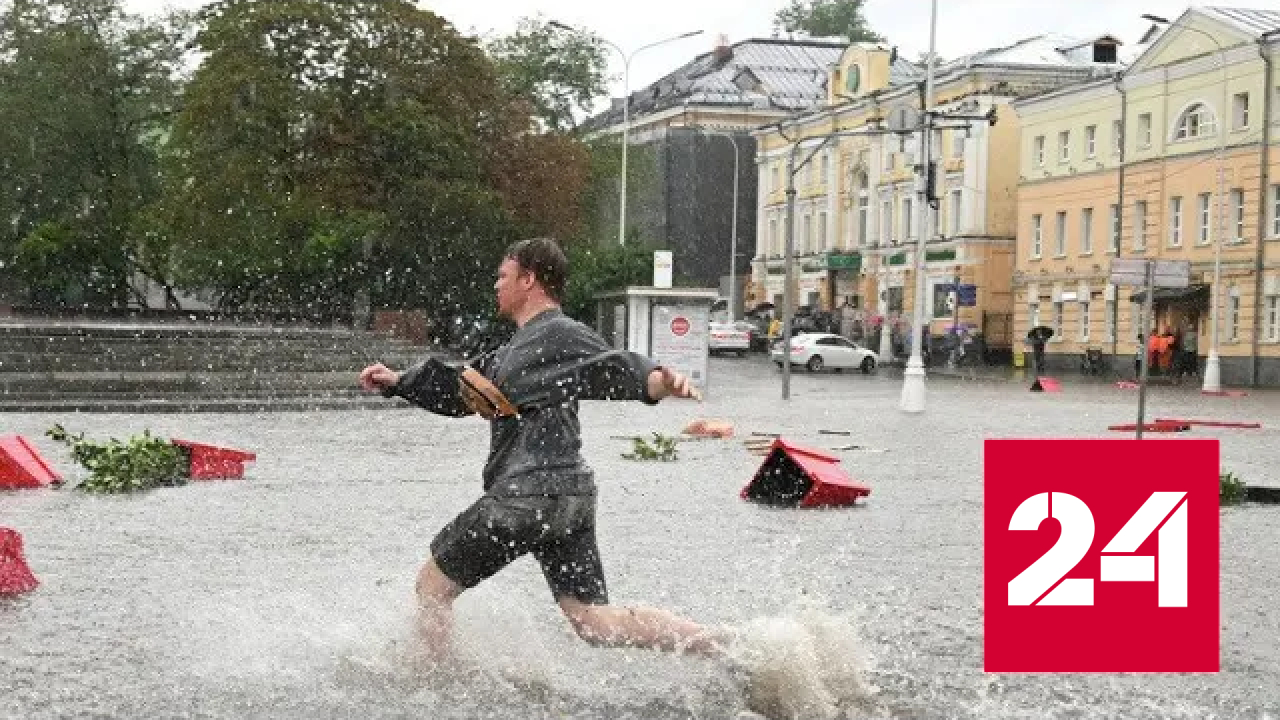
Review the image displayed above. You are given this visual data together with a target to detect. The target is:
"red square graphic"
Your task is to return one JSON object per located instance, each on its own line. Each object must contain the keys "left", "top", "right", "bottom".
{"left": 984, "top": 439, "right": 1219, "bottom": 673}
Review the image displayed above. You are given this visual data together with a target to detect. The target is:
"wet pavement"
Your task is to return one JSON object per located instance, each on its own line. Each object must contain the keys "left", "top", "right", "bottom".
{"left": 2, "top": 355, "right": 1278, "bottom": 719}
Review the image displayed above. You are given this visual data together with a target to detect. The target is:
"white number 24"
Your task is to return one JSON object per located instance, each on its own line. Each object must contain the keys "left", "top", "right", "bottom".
{"left": 1007, "top": 492, "right": 1188, "bottom": 608}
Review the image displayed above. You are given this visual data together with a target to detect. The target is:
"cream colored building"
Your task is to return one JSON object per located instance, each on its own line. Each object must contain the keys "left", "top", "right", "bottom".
{"left": 750, "top": 35, "right": 1126, "bottom": 359}
{"left": 1013, "top": 7, "right": 1280, "bottom": 386}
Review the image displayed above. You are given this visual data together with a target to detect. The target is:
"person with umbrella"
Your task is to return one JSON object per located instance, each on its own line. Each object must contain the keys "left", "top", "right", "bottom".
{"left": 1026, "top": 325, "right": 1054, "bottom": 374}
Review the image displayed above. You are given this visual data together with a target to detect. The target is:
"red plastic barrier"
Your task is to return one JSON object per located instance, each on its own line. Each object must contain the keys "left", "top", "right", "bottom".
{"left": 741, "top": 438, "right": 870, "bottom": 508}
{"left": 0, "top": 528, "right": 39, "bottom": 595}
{"left": 1155, "top": 418, "right": 1262, "bottom": 429}
{"left": 1107, "top": 421, "right": 1191, "bottom": 433}
{"left": 170, "top": 439, "right": 256, "bottom": 480}
{"left": 1030, "top": 377, "right": 1062, "bottom": 393}
{"left": 0, "top": 435, "right": 61, "bottom": 490}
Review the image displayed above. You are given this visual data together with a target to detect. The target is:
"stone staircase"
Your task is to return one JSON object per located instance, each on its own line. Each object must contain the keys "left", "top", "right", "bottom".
{"left": 0, "top": 321, "right": 436, "bottom": 412}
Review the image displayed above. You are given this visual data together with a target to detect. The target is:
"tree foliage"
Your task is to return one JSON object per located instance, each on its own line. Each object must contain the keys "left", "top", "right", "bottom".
{"left": 773, "top": 0, "right": 884, "bottom": 43}
{"left": 0, "top": 0, "right": 188, "bottom": 308}
{"left": 486, "top": 15, "right": 611, "bottom": 134}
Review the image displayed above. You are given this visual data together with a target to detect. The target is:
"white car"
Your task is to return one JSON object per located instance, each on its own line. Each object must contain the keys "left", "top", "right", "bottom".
{"left": 770, "top": 332, "right": 878, "bottom": 373}
{"left": 708, "top": 321, "right": 751, "bottom": 355}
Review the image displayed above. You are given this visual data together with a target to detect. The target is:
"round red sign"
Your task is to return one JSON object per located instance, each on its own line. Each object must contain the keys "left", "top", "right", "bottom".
{"left": 670, "top": 317, "right": 690, "bottom": 336}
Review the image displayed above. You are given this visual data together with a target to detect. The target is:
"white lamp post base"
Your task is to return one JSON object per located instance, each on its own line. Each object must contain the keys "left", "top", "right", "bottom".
{"left": 1202, "top": 351, "right": 1222, "bottom": 393}
{"left": 899, "top": 356, "right": 927, "bottom": 413}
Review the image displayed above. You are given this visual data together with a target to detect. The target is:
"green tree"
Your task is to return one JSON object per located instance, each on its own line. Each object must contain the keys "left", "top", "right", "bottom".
{"left": 156, "top": 0, "right": 524, "bottom": 319}
{"left": 0, "top": 0, "right": 188, "bottom": 308}
{"left": 773, "top": 0, "right": 884, "bottom": 43}
{"left": 486, "top": 15, "right": 611, "bottom": 134}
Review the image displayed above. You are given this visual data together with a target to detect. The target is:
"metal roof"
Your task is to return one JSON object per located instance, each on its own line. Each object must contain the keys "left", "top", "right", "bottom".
{"left": 1200, "top": 6, "right": 1280, "bottom": 36}
{"left": 581, "top": 37, "right": 849, "bottom": 130}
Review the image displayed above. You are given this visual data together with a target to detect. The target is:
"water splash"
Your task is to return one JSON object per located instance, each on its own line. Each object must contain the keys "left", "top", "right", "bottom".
{"left": 721, "top": 601, "right": 876, "bottom": 720}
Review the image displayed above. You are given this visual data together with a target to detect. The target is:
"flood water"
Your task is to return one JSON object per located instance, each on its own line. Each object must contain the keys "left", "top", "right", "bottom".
{"left": 3, "top": 358, "right": 1279, "bottom": 719}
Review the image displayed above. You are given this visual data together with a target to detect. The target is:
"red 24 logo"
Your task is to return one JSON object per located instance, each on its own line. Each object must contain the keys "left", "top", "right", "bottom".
{"left": 984, "top": 439, "right": 1219, "bottom": 673}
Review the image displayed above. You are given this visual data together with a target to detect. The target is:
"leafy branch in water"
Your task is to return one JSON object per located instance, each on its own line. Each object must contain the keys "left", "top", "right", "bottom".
{"left": 1220, "top": 471, "right": 1246, "bottom": 506}
{"left": 46, "top": 424, "right": 189, "bottom": 494}
{"left": 621, "top": 433, "right": 679, "bottom": 462}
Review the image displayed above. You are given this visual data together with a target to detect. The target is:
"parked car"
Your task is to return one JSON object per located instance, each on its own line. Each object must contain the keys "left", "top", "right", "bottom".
{"left": 708, "top": 321, "right": 751, "bottom": 356}
{"left": 770, "top": 332, "right": 878, "bottom": 373}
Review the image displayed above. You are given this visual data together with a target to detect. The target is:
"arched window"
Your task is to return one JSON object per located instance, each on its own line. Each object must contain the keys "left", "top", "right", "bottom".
{"left": 1175, "top": 103, "right": 1217, "bottom": 140}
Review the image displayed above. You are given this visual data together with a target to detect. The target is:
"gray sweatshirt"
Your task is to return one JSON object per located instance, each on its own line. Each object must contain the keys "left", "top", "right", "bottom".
{"left": 387, "top": 308, "right": 661, "bottom": 496}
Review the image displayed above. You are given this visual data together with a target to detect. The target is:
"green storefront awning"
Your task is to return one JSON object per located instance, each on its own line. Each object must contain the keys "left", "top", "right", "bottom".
{"left": 826, "top": 252, "right": 862, "bottom": 271}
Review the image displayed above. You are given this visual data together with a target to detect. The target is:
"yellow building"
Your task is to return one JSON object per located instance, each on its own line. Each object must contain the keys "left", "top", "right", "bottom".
{"left": 1013, "top": 7, "right": 1280, "bottom": 386}
{"left": 750, "top": 34, "right": 1126, "bottom": 361}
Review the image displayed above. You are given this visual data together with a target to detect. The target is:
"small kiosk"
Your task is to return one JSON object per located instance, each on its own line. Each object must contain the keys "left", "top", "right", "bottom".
{"left": 594, "top": 285, "right": 719, "bottom": 395}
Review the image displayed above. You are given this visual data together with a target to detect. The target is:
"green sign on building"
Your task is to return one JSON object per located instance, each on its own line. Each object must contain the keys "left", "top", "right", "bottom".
{"left": 826, "top": 252, "right": 862, "bottom": 271}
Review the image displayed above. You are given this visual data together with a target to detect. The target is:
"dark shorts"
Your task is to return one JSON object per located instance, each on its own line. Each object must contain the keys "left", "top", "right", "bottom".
{"left": 430, "top": 493, "right": 607, "bottom": 604}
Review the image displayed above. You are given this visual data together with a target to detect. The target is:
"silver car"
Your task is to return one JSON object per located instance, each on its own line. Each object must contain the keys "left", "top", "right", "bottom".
{"left": 770, "top": 332, "right": 878, "bottom": 373}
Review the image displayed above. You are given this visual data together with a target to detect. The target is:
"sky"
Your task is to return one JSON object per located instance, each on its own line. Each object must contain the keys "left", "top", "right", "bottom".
{"left": 124, "top": 0, "right": 1233, "bottom": 108}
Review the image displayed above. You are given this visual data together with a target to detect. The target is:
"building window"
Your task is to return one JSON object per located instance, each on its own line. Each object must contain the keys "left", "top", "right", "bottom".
{"left": 1032, "top": 214, "right": 1043, "bottom": 258}
{"left": 883, "top": 148, "right": 894, "bottom": 172}
{"left": 1059, "top": 131, "right": 1070, "bottom": 163}
{"left": 1232, "top": 189, "right": 1245, "bottom": 243}
{"left": 857, "top": 187, "right": 869, "bottom": 247}
{"left": 1034, "top": 135, "right": 1045, "bottom": 167}
{"left": 1029, "top": 302, "right": 1040, "bottom": 329}
{"left": 1267, "top": 294, "right": 1280, "bottom": 342}
{"left": 1169, "top": 196, "right": 1183, "bottom": 247}
{"left": 902, "top": 197, "right": 913, "bottom": 240}
{"left": 1079, "top": 300, "right": 1091, "bottom": 342}
{"left": 1055, "top": 211, "right": 1067, "bottom": 256}
{"left": 1228, "top": 287, "right": 1241, "bottom": 342}
{"left": 1139, "top": 113, "right": 1152, "bottom": 147}
{"left": 1175, "top": 103, "right": 1217, "bottom": 140}
{"left": 1085, "top": 125, "right": 1097, "bottom": 158}
{"left": 817, "top": 211, "right": 828, "bottom": 253}
{"left": 1081, "top": 208, "right": 1093, "bottom": 255}
{"left": 768, "top": 218, "right": 778, "bottom": 257}
{"left": 952, "top": 131, "right": 965, "bottom": 158}
{"left": 802, "top": 214, "right": 812, "bottom": 254}
{"left": 1112, "top": 119, "right": 1123, "bottom": 155}
{"left": 820, "top": 154, "right": 829, "bottom": 184}
{"left": 950, "top": 190, "right": 963, "bottom": 236}
{"left": 1053, "top": 301, "right": 1064, "bottom": 340}
{"left": 1134, "top": 200, "right": 1147, "bottom": 250}
{"left": 1106, "top": 298, "right": 1117, "bottom": 342}
{"left": 1109, "top": 204, "right": 1120, "bottom": 253}
{"left": 1198, "top": 193, "right": 1212, "bottom": 245}
{"left": 1234, "top": 92, "right": 1250, "bottom": 130}
{"left": 881, "top": 199, "right": 893, "bottom": 245}
{"left": 1272, "top": 185, "right": 1280, "bottom": 237}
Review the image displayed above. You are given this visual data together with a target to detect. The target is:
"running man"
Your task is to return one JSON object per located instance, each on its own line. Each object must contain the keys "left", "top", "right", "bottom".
{"left": 359, "top": 237, "right": 729, "bottom": 662}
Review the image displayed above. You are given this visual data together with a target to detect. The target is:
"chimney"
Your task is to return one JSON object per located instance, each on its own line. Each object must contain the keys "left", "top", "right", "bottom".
{"left": 713, "top": 33, "right": 732, "bottom": 62}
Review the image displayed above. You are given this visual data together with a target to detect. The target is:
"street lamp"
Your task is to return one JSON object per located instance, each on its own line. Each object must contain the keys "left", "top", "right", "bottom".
{"left": 691, "top": 126, "right": 741, "bottom": 322}
{"left": 1141, "top": 13, "right": 1227, "bottom": 392}
{"left": 899, "top": 0, "right": 939, "bottom": 414}
{"left": 550, "top": 22, "right": 703, "bottom": 245}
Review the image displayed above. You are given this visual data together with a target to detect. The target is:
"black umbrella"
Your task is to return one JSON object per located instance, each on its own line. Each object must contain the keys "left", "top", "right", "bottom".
{"left": 1026, "top": 325, "right": 1054, "bottom": 343}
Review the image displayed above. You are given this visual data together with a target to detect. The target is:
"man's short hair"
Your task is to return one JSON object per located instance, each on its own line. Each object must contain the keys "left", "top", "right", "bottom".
{"left": 506, "top": 237, "right": 568, "bottom": 301}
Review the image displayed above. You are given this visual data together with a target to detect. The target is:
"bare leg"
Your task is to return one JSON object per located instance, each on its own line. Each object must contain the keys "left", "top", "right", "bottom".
{"left": 415, "top": 557, "right": 463, "bottom": 662}
{"left": 558, "top": 597, "right": 733, "bottom": 657}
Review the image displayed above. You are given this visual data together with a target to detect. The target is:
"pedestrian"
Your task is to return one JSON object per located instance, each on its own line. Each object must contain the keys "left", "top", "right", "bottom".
{"left": 359, "top": 237, "right": 730, "bottom": 663}
{"left": 1135, "top": 334, "right": 1144, "bottom": 379}
{"left": 1182, "top": 321, "right": 1199, "bottom": 379}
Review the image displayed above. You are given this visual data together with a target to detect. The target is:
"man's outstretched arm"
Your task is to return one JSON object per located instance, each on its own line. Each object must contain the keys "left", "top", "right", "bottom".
{"left": 359, "top": 355, "right": 492, "bottom": 417}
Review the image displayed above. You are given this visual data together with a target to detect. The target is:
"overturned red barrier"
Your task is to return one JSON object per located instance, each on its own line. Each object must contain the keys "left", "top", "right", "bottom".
{"left": 1030, "top": 377, "right": 1061, "bottom": 393}
{"left": 1107, "top": 421, "right": 1191, "bottom": 433}
{"left": 741, "top": 438, "right": 870, "bottom": 508}
{"left": 0, "top": 528, "right": 39, "bottom": 595}
{"left": 170, "top": 439, "right": 256, "bottom": 480}
{"left": 0, "top": 435, "right": 61, "bottom": 490}
{"left": 1155, "top": 418, "right": 1262, "bottom": 429}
